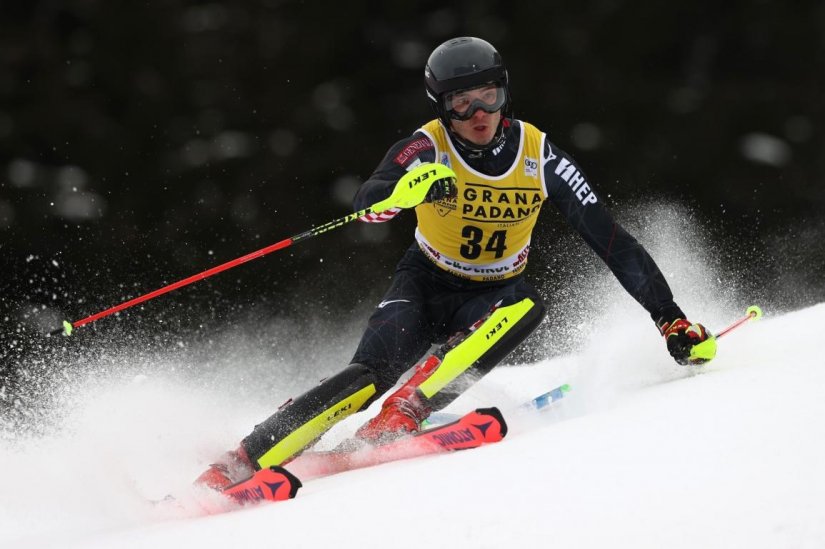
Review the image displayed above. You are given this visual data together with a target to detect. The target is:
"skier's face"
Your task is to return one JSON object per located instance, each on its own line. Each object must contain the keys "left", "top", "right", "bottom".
{"left": 445, "top": 84, "right": 504, "bottom": 146}
{"left": 450, "top": 107, "right": 502, "bottom": 146}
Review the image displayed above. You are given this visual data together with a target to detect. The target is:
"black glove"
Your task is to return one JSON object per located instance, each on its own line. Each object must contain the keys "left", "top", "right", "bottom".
{"left": 424, "top": 177, "right": 457, "bottom": 203}
{"left": 657, "top": 317, "right": 716, "bottom": 365}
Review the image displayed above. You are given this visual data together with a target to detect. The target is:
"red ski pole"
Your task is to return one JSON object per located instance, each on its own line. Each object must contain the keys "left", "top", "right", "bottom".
{"left": 50, "top": 162, "right": 456, "bottom": 336}
{"left": 50, "top": 206, "right": 376, "bottom": 336}
{"left": 714, "top": 305, "right": 763, "bottom": 339}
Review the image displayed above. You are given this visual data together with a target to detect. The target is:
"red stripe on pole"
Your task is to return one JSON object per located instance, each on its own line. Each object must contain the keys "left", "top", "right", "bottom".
{"left": 714, "top": 312, "right": 755, "bottom": 339}
{"left": 71, "top": 237, "right": 294, "bottom": 329}
{"left": 60, "top": 206, "right": 375, "bottom": 334}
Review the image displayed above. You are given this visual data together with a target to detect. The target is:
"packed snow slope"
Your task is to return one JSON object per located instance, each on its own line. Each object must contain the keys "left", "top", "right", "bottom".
{"left": 2, "top": 301, "right": 824, "bottom": 549}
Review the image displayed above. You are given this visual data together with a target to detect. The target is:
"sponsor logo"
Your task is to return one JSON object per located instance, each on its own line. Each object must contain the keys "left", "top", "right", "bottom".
{"left": 430, "top": 268, "right": 508, "bottom": 282}
{"left": 491, "top": 131, "right": 508, "bottom": 156}
{"left": 326, "top": 402, "right": 353, "bottom": 421}
{"left": 462, "top": 184, "right": 542, "bottom": 221}
{"left": 420, "top": 242, "right": 442, "bottom": 260}
{"left": 440, "top": 152, "right": 451, "bottom": 169}
{"left": 474, "top": 421, "right": 493, "bottom": 437}
{"left": 407, "top": 168, "right": 438, "bottom": 189}
{"left": 553, "top": 157, "right": 598, "bottom": 206}
{"left": 523, "top": 157, "right": 538, "bottom": 178}
{"left": 378, "top": 299, "right": 411, "bottom": 308}
{"left": 227, "top": 480, "right": 286, "bottom": 503}
{"left": 444, "top": 259, "right": 510, "bottom": 275}
{"left": 511, "top": 245, "right": 530, "bottom": 269}
{"left": 264, "top": 481, "right": 285, "bottom": 499}
{"left": 486, "top": 316, "right": 509, "bottom": 340}
{"left": 432, "top": 427, "right": 477, "bottom": 447}
{"left": 545, "top": 144, "right": 557, "bottom": 162}
{"left": 227, "top": 486, "right": 267, "bottom": 504}
{"left": 434, "top": 193, "right": 457, "bottom": 217}
{"left": 416, "top": 236, "right": 530, "bottom": 282}
{"left": 394, "top": 137, "right": 434, "bottom": 167}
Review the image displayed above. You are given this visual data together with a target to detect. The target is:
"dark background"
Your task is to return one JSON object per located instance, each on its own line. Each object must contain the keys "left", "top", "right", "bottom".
{"left": 2, "top": 1, "right": 824, "bottom": 420}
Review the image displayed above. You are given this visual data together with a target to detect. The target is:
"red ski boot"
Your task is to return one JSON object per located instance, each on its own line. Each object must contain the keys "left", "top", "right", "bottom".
{"left": 194, "top": 445, "right": 256, "bottom": 491}
{"left": 355, "top": 356, "right": 439, "bottom": 442}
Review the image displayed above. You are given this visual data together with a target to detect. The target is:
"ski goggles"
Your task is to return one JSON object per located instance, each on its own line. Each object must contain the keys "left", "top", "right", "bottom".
{"left": 443, "top": 84, "right": 506, "bottom": 121}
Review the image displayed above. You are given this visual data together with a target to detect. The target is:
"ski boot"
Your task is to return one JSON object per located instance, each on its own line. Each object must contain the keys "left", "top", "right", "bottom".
{"left": 194, "top": 445, "right": 256, "bottom": 491}
{"left": 355, "top": 356, "right": 438, "bottom": 443}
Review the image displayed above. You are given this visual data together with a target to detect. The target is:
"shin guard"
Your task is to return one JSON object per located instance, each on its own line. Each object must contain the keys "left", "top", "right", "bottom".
{"left": 412, "top": 297, "right": 545, "bottom": 411}
{"left": 243, "top": 363, "right": 378, "bottom": 469}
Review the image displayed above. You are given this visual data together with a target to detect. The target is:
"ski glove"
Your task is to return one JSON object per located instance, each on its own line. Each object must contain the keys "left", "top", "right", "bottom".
{"left": 657, "top": 318, "right": 717, "bottom": 365}
{"left": 424, "top": 176, "right": 457, "bottom": 203}
{"left": 369, "top": 162, "right": 457, "bottom": 212}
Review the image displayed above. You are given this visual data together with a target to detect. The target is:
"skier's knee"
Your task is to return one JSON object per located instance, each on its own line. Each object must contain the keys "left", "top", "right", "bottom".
{"left": 422, "top": 296, "right": 545, "bottom": 409}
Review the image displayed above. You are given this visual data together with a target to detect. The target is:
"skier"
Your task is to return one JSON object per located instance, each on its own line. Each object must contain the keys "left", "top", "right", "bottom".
{"left": 196, "top": 37, "right": 716, "bottom": 489}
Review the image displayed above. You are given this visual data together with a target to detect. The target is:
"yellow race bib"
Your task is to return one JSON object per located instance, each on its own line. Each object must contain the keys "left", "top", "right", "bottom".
{"left": 414, "top": 120, "right": 548, "bottom": 281}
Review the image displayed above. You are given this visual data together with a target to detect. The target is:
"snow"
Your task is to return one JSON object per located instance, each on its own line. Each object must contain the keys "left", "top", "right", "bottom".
{"left": 3, "top": 302, "right": 825, "bottom": 548}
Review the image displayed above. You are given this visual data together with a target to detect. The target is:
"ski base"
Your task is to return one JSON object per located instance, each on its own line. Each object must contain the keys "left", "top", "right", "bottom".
{"left": 286, "top": 407, "right": 507, "bottom": 480}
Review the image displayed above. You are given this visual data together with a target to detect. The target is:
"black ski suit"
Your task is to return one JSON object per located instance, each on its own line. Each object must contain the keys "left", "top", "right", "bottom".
{"left": 241, "top": 118, "right": 684, "bottom": 468}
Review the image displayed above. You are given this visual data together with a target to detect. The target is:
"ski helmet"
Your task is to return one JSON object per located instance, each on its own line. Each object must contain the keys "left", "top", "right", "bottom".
{"left": 424, "top": 37, "right": 511, "bottom": 127}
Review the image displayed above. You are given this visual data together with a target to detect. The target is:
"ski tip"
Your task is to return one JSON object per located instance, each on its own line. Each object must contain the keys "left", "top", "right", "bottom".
{"left": 473, "top": 407, "right": 508, "bottom": 440}
{"left": 560, "top": 383, "right": 571, "bottom": 393}
{"left": 222, "top": 465, "right": 302, "bottom": 505}
{"left": 271, "top": 465, "right": 302, "bottom": 498}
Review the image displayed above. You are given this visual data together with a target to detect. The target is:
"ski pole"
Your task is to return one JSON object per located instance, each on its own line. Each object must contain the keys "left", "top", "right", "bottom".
{"left": 686, "top": 304, "right": 762, "bottom": 363}
{"left": 715, "top": 305, "right": 763, "bottom": 339}
{"left": 50, "top": 205, "right": 380, "bottom": 336}
{"left": 49, "top": 164, "right": 454, "bottom": 336}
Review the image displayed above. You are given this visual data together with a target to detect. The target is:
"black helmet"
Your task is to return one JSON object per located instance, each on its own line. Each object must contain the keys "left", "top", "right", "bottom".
{"left": 424, "top": 37, "right": 511, "bottom": 150}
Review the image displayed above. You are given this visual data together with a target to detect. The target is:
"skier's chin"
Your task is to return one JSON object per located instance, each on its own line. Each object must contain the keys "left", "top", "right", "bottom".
{"left": 451, "top": 116, "right": 500, "bottom": 146}
{"left": 469, "top": 132, "right": 494, "bottom": 146}
{"left": 459, "top": 128, "right": 495, "bottom": 146}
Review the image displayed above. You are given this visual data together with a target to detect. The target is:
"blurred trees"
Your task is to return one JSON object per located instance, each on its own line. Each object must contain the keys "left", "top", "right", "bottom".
{"left": 1, "top": 0, "right": 823, "bottom": 346}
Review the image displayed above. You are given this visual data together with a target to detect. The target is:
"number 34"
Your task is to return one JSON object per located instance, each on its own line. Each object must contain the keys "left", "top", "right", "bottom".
{"left": 460, "top": 226, "right": 507, "bottom": 259}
